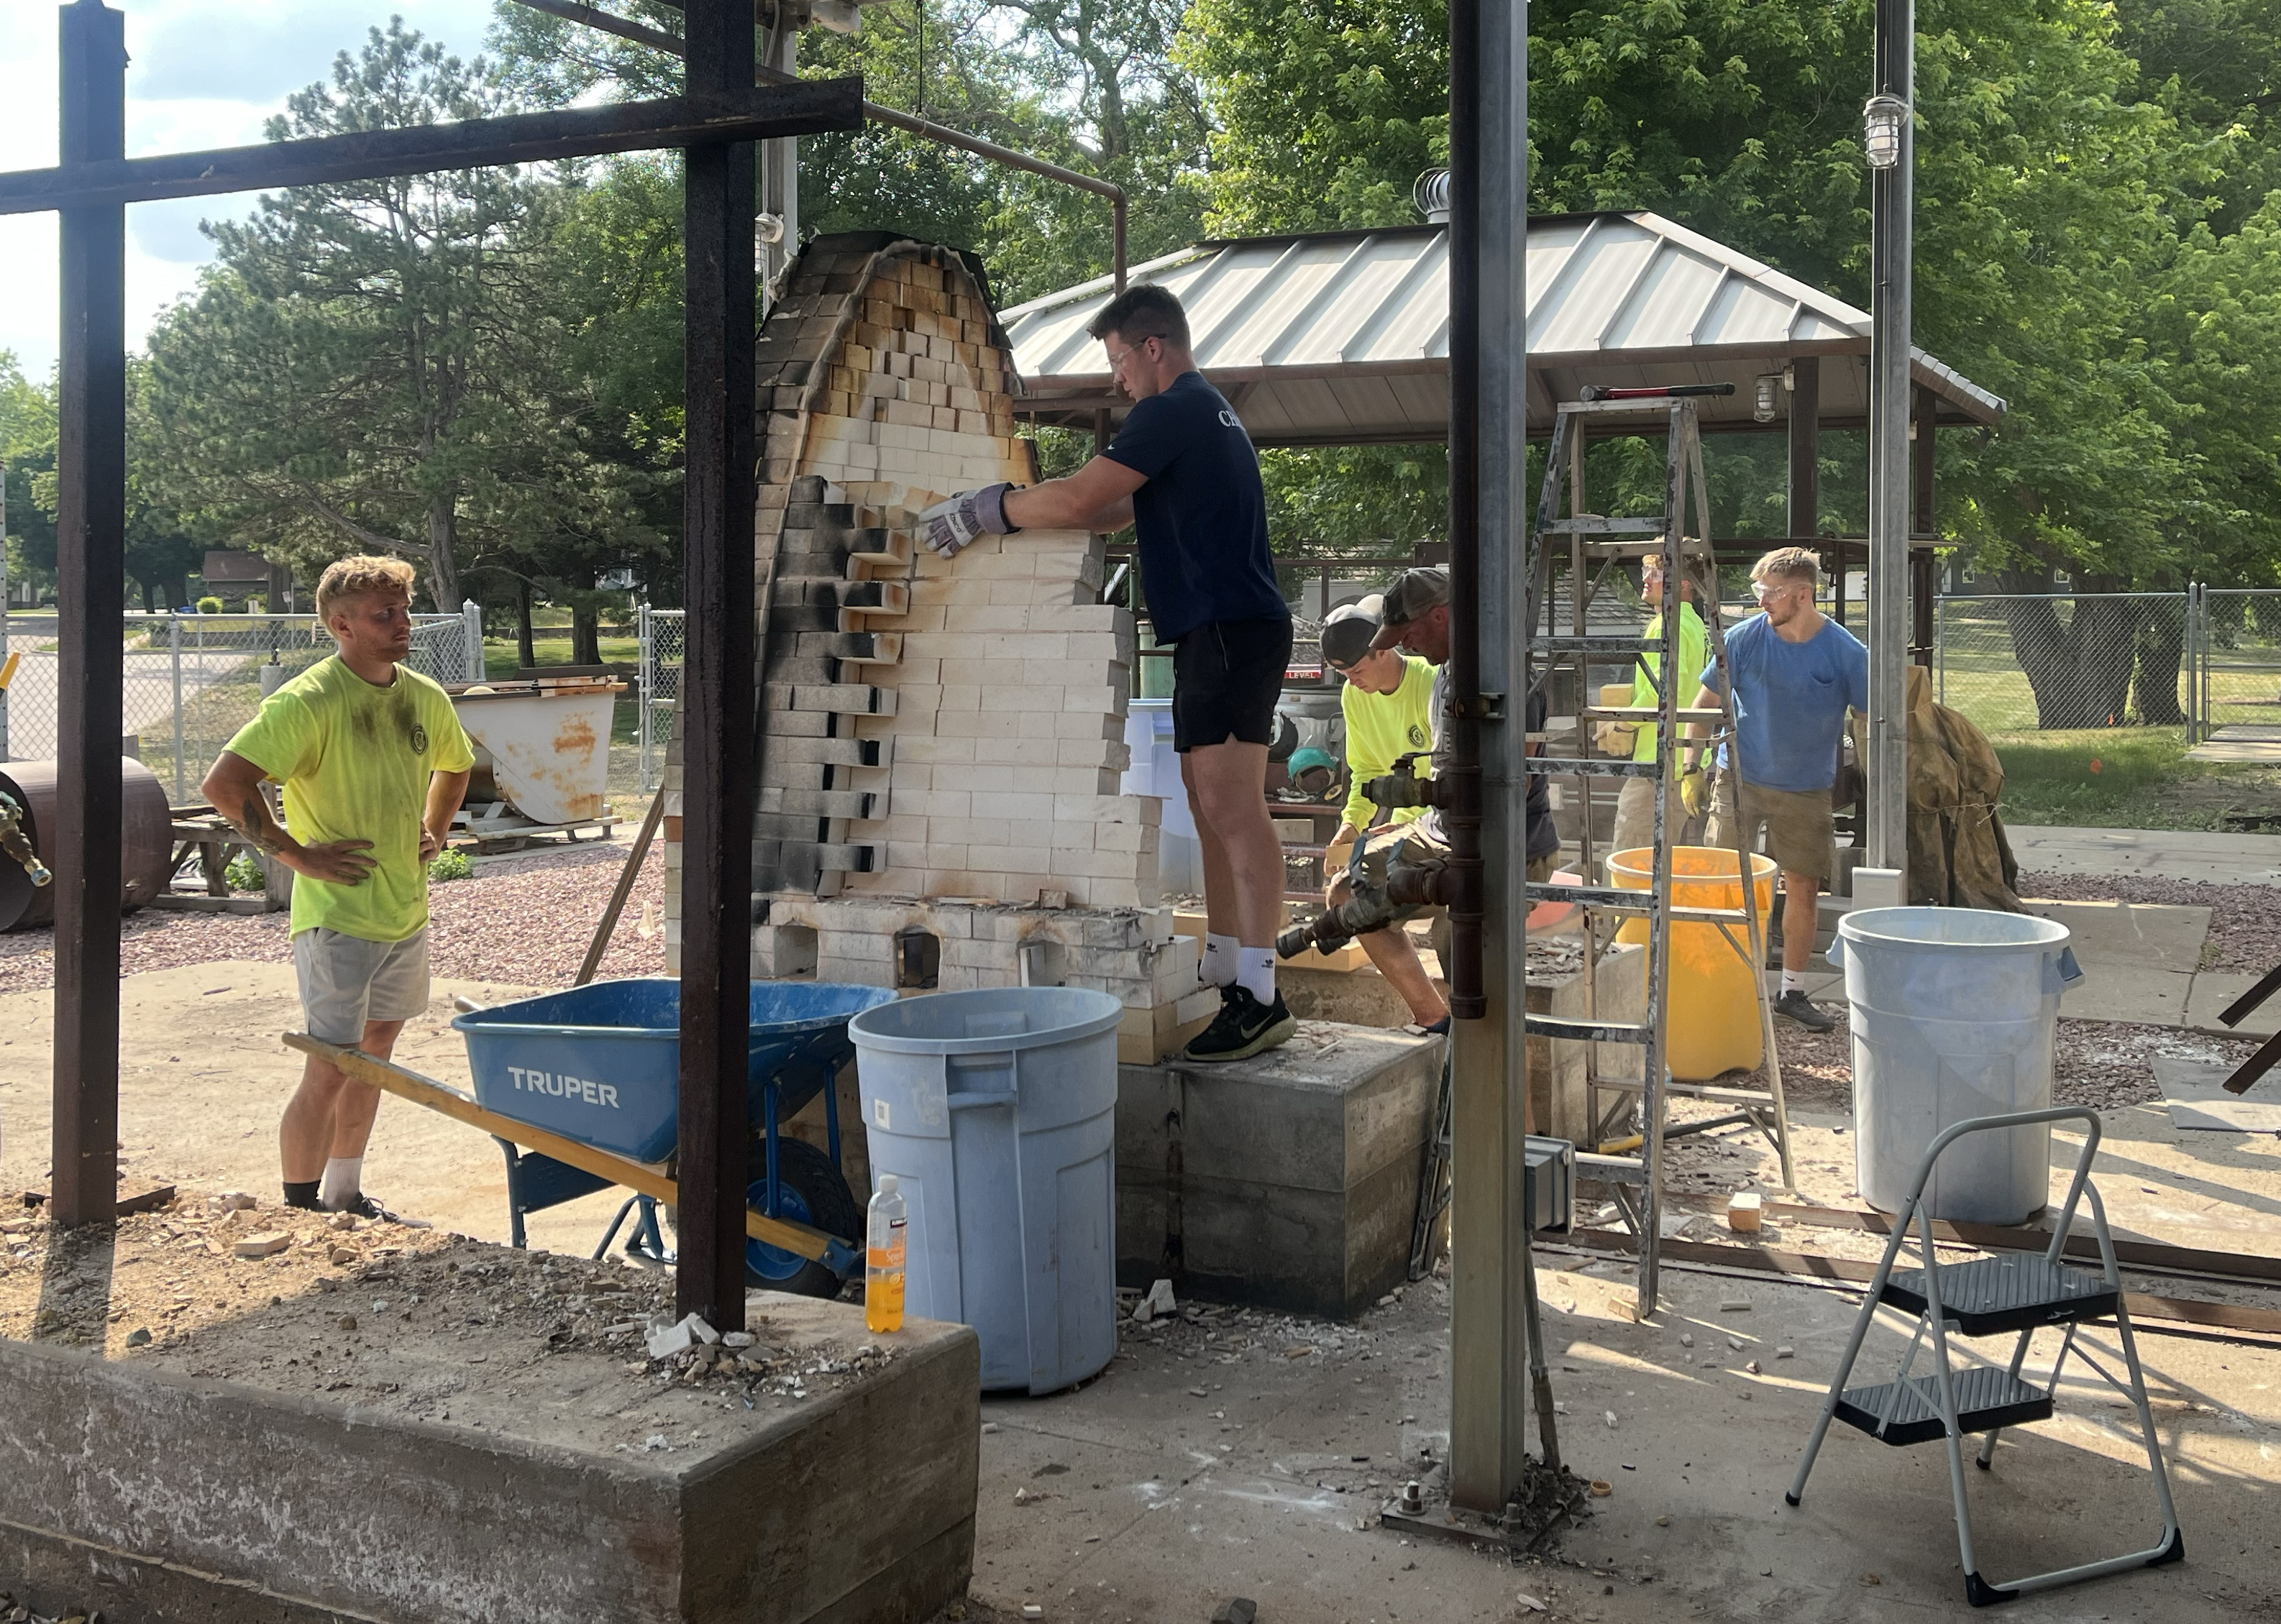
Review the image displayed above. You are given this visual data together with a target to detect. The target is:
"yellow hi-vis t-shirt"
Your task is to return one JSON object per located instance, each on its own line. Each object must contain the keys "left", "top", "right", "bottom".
{"left": 222, "top": 656, "right": 476, "bottom": 942}
{"left": 1339, "top": 655, "right": 1438, "bottom": 830}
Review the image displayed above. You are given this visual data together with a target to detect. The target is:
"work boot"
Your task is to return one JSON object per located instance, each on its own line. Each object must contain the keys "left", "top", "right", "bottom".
{"left": 1772, "top": 988, "right": 1837, "bottom": 1032}
{"left": 1184, "top": 986, "right": 1297, "bottom": 1063}
{"left": 333, "top": 1192, "right": 434, "bottom": 1229}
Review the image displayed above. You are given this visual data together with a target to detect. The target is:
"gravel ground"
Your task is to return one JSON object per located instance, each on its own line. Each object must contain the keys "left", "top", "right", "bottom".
{"left": 1713, "top": 998, "right": 2262, "bottom": 1115}
{"left": 0, "top": 840, "right": 666, "bottom": 996}
{"left": 2018, "top": 868, "right": 2281, "bottom": 974}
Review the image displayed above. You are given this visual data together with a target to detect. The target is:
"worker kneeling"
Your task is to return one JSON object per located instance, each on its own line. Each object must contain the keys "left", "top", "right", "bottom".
{"left": 1318, "top": 595, "right": 1448, "bottom": 1031}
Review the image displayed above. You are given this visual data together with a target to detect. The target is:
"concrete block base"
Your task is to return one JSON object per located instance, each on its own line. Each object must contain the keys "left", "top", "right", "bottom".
{"left": 0, "top": 1296, "right": 979, "bottom": 1624}
{"left": 1115, "top": 1022, "right": 1443, "bottom": 1318}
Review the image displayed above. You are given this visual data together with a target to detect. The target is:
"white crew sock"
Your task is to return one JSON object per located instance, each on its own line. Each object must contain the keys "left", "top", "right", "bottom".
{"left": 1780, "top": 968, "right": 1804, "bottom": 995}
{"left": 1204, "top": 932, "right": 1239, "bottom": 987}
{"left": 1237, "top": 946, "right": 1277, "bottom": 1005}
{"left": 320, "top": 1157, "right": 364, "bottom": 1211}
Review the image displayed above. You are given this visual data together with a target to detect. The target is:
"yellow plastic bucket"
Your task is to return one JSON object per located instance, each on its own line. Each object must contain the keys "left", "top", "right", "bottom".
{"left": 1606, "top": 845, "right": 1777, "bottom": 1081}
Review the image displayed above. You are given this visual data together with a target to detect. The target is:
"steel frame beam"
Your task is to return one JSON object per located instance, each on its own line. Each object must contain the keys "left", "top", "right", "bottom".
{"left": 0, "top": 83, "right": 860, "bottom": 216}
{"left": 1446, "top": 0, "right": 1534, "bottom": 1514}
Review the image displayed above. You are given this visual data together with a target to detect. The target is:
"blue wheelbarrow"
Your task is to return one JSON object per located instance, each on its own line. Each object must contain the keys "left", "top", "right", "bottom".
{"left": 285, "top": 978, "right": 895, "bottom": 1298}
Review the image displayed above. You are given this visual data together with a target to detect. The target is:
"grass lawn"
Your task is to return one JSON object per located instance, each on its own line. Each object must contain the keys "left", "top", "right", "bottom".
{"left": 1990, "top": 728, "right": 2280, "bottom": 829}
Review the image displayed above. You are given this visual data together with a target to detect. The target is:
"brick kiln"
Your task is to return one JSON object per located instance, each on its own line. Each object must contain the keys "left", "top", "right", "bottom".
{"left": 662, "top": 232, "right": 1219, "bottom": 1061}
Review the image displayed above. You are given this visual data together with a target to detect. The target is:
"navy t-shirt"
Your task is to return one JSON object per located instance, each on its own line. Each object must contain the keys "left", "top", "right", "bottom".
{"left": 1100, "top": 371, "right": 1288, "bottom": 643}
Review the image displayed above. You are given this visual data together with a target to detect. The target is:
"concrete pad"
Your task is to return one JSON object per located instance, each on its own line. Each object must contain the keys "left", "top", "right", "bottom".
{"left": 2008, "top": 824, "right": 2281, "bottom": 886}
{"left": 2184, "top": 723, "right": 2281, "bottom": 763}
{"left": 2185, "top": 970, "right": 2281, "bottom": 1039}
{"left": 968, "top": 1260, "right": 2281, "bottom": 1624}
{"left": 0, "top": 1293, "right": 979, "bottom": 1624}
{"left": 2152, "top": 1054, "right": 2281, "bottom": 1133}
{"left": 1115, "top": 1022, "right": 1442, "bottom": 1318}
{"left": 2066, "top": 964, "right": 2195, "bottom": 1026}
{"left": 2021, "top": 898, "right": 2213, "bottom": 968}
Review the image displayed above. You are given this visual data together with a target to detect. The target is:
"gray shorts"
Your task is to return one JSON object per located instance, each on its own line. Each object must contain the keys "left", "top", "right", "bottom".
{"left": 294, "top": 927, "right": 431, "bottom": 1043}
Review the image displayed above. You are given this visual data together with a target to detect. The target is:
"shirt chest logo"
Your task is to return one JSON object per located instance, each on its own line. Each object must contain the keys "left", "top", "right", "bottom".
{"left": 1218, "top": 409, "right": 1240, "bottom": 428}
{"left": 1407, "top": 724, "right": 1427, "bottom": 748}
{"left": 410, "top": 722, "right": 429, "bottom": 754}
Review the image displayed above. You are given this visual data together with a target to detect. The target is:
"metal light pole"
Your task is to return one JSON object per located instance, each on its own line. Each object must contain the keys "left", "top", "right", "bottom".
{"left": 1865, "top": 0, "right": 1914, "bottom": 875}
{"left": 1447, "top": 0, "right": 1532, "bottom": 1514}
{"left": 1, "top": 457, "right": 11, "bottom": 761}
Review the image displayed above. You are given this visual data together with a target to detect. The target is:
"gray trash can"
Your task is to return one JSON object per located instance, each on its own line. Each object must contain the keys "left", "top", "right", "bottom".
{"left": 849, "top": 986, "right": 1124, "bottom": 1394}
{"left": 1830, "top": 907, "right": 2083, "bottom": 1225}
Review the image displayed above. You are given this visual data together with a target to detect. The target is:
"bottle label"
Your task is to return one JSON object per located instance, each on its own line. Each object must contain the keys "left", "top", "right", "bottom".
{"left": 868, "top": 1219, "right": 906, "bottom": 1271}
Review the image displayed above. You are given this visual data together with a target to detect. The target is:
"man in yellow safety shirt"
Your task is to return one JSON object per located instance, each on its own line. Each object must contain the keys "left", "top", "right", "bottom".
{"left": 1319, "top": 595, "right": 1447, "bottom": 1030}
{"left": 1605, "top": 554, "right": 1709, "bottom": 863}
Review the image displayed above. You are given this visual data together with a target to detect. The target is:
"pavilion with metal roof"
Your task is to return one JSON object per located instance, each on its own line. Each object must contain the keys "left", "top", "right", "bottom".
{"left": 1002, "top": 209, "right": 2003, "bottom": 447}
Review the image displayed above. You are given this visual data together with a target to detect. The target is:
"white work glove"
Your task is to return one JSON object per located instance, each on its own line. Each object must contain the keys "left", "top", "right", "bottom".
{"left": 918, "top": 482, "right": 1020, "bottom": 558}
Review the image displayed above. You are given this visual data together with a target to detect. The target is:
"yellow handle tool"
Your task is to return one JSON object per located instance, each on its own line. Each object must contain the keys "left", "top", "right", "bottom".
{"left": 281, "top": 1032, "right": 839, "bottom": 1262}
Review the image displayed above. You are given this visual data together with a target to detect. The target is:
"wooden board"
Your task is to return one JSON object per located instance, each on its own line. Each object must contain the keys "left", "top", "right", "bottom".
{"left": 280, "top": 1032, "right": 842, "bottom": 1262}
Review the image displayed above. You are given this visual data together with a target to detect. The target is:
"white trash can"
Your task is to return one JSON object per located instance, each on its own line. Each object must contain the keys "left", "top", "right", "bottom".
{"left": 1830, "top": 907, "right": 2083, "bottom": 1225}
{"left": 849, "top": 987, "right": 1124, "bottom": 1394}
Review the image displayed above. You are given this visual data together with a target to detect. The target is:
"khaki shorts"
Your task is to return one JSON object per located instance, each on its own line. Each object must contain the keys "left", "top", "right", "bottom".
{"left": 293, "top": 926, "right": 431, "bottom": 1044}
{"left": 1706, "top": 774, "right": 1834, "bottom": 881}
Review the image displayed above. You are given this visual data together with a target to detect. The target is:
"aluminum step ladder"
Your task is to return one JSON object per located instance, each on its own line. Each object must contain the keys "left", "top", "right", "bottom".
{"left": 1518, "top": 389, "right": 1794, "bottom": 1313}
{"left": 1786, "top": 1106, "right": 2185, "bottom": 1607}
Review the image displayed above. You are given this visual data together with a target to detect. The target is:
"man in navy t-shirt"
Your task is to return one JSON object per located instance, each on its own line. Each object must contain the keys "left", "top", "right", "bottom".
{"left": 918, "top": 284, "right": 1296, "bottom": 1061}
{"left": 1681, "top": 546, "right": 1868, "bottom": 1031}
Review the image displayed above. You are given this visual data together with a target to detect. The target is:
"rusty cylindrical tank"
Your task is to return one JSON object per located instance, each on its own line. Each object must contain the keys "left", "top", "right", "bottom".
{"left": 0, "top": 758, "right": 175, "bottom": 932}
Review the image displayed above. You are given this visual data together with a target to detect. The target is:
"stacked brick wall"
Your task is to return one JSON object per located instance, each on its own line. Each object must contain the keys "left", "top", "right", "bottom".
{"left": 662, "top": 233, "right": 1210, "bottom": 1055}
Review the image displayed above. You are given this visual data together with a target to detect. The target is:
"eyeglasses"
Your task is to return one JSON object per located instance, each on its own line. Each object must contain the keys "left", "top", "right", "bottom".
{"left": 1105, "top": 337, "right": 1159, "bottom": 376}
{"left": 1752, "top": 579, "right": 1811, "bottom": 602}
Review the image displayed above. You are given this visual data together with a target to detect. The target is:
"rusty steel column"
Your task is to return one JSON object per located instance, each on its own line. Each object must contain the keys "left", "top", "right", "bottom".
{"left": 51, "top": 0, "right": 128, "bottom": 1228}
{"left": 677, "top": 0, "right": 759, "bottom": 1331}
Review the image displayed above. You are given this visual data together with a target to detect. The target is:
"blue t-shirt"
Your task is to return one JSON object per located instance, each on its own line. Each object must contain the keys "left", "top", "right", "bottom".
{"left": 1699, "top": 615, "right": 1869, "bottom": 793}
{"left": 1101, "top": 371, "right": 1287, "bottom": 643}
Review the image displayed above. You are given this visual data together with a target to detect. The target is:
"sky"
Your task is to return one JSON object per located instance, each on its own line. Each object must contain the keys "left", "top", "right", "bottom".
{"left": 0, "top": 0, "right": 480, "bottom": 380}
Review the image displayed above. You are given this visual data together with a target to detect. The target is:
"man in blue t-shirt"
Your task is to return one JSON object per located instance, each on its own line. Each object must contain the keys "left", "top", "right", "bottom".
{"left": 918, "top": 284, "right": 1296, "bottom": 1062}
{"left": 1681, "top": 547, "right": 1868, "bottom": 1031}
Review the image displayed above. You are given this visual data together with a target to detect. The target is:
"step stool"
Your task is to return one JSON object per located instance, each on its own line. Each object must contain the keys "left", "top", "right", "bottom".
{"left": 1784, "top": 1106, "right": 2184, "bottom": 1607}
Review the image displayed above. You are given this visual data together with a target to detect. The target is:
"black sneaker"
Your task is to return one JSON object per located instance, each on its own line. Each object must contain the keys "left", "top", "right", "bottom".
{"left": 333, "top": 1193, "right": 434, "bottom": 1229}
{"left": 1772, "top": 989, "right": 1837, "bottom": 1032}
{"left": 1184, "top": 986, "right": 1298, "bottom": 1062}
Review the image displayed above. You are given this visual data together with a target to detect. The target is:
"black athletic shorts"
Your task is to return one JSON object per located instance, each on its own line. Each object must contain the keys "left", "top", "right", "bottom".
{"left": 1171, "top": 616, "right": 1294, "bottom": 753}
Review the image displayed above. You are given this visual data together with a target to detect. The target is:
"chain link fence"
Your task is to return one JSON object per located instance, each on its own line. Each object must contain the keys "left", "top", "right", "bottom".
{"left": 2189, "top": 587, "right": 2281, "bottom": 742}
{"left": 1934, "top": 589, "right": 2281, "bottom": 745}
{"left": 0, "top": 606, "right": 482, "bottom": 802}
{"left": 636, "top": 605, "right": 683, "bottom": 792}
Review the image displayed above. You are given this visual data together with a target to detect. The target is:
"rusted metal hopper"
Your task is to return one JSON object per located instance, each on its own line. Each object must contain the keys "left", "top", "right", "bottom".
{"left": 0, "top": 757, "right": 175, "bottom": 931}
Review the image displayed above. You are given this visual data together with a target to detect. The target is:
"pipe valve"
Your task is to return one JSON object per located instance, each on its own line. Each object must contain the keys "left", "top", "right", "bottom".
{"left": 0, "top": 791, "right": 52, "bottom": 888}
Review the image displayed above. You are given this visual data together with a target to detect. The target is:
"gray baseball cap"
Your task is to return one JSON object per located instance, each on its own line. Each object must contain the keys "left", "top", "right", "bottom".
{"left": 1368, "top": 567, "right": 1450, "bottom": 650}
{"left": 1319, "top": 594, "right": 1386, "bottom": 669}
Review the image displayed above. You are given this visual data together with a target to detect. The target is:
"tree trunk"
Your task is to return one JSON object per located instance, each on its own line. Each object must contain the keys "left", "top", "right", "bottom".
{"left": 2131, "top": 597, "right": 2188, "bottom": 725}
{"left": 516, "top": 577, "right": 536, "bottom": 669}
{"left": 2001, "top": 595, "right": 2139, "bottom": 728}
{"left": 168, "top": 576, "right": 188, "bottom": 610}
{"left": 424, "top": 494, "right": 460, "bottom": 610}
{"left": 571, "top": 601, "right": 602, "bottom": 666}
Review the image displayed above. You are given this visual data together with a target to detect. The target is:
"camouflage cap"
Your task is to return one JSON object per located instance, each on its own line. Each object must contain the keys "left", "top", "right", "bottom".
{"left": 1368, "top": 567, "right": 1450, "bottom": 650}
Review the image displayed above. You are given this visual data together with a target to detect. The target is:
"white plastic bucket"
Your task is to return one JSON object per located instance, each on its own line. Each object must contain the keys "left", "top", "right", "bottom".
{"left": 1829, "top": 907, "right": 2083, "bottom": 1224}
{"left": 850, "top": 987, "right": 1124, "bottom": 1395}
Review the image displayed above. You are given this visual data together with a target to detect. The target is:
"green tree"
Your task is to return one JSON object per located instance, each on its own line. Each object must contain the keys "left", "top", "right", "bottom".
{"left": 144, "top": 22, "right": 634, "bottom": 610}
{"left": 0, "top": 354, "right": 58, "bottom": 600}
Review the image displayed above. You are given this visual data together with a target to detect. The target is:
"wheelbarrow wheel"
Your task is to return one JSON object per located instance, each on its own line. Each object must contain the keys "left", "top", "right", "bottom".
{"left": 743, "top": 1134, "right": 861, "bottom": 1299}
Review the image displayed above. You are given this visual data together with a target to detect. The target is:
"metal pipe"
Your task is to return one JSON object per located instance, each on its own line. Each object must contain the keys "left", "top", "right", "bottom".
{"left": 499, "top": 0, "right": 1128, "bottom": 293}
{"left": 1444, "top": 0, "right": 1535, "bottom": 1518}
{"left": 1440, "top": 0, "right": 1485, "bottom": 1022}
{"left": 1865, "top": 0, "right": 1914, "bottom": 873}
